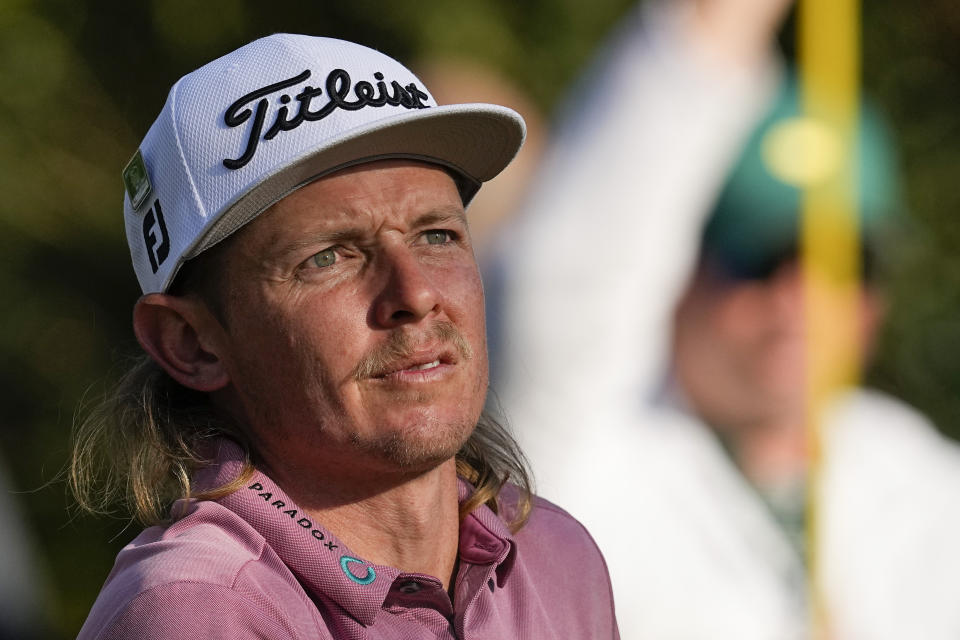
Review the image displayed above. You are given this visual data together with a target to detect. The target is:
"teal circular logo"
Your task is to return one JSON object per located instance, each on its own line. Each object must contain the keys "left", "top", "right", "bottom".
{"left": 340, "top": 556, "right": 376, "bottom": 585}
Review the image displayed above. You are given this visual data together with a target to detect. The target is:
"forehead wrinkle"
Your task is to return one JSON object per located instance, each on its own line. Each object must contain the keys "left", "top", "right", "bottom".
{"left": 273, "top": 204, "right": 468, "bottom": 259}
{"left": 241, "top": 198, "right": 361, "bottom": 263}
{"left": 410, "top": 206, "right": 468, "bottom": 229}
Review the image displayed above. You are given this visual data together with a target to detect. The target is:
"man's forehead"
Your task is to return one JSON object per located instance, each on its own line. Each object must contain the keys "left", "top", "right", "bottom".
{"left": 236, "top": 160, "right": 466, "bottom": 250}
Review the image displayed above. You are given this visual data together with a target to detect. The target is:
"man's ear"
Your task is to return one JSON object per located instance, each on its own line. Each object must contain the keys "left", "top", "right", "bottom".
{"left": 133, "top": 293, "right": 230, "bottom": 392}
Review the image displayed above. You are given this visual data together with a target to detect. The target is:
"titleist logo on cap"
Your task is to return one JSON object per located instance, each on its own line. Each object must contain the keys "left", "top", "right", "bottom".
{"left": 223, "top": 68, "right": 432, "bottom": 170}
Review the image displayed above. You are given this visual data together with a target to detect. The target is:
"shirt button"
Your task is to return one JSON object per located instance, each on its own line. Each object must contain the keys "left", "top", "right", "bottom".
{"left": 398, "top": 581, "right": 421, "bottom": 594}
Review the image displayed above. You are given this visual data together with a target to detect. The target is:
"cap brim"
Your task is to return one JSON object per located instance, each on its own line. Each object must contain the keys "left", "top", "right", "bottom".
{"left": 188, "top": 103, "right": 525, "bottom": 257}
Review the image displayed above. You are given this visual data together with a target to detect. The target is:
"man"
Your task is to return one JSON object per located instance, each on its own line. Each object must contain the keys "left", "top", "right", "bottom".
{"left": 72, "top": 35, "right": 618, "bottom": 639}
{"left": 670, "top": 77, "right": 897, "bottom": 520}
{"left": 494, "top": 1, "right": 960, "bottom": 637}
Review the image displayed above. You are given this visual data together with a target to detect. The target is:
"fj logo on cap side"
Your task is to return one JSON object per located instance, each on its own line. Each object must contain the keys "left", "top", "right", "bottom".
{"left": 142, "top": 199, "right": 170, "bottom": 274}
{"left": 123, "top": 150, "right": 153, "bottom": 210}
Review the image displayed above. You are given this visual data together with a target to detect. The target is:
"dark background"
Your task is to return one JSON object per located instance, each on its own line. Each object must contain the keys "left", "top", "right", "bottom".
{"left": 0, "top": 1, "right": 957, "bottom": 636}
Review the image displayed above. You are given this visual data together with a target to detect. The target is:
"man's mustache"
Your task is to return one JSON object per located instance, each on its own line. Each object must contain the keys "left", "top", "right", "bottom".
{"left": 352, "top": 321, "right": 472, "bottom": 381}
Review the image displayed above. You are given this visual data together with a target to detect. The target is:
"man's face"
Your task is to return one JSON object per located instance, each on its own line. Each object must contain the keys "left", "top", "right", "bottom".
{"left": 672, "top": 258, "right": 882, "bottom": 434}
{"left": 208, "top": 160, "right": 488, "bottom": 480}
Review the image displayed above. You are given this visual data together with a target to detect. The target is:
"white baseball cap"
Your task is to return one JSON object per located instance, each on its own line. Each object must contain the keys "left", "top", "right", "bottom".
{"left": 121, "top": 34, "right": 526, "bottom": 294}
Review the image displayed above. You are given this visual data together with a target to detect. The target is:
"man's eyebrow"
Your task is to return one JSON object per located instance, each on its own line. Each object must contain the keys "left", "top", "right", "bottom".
{"left": 269, "top": 228, "right": 364, "bottom": 260}
{"left": 411, "top": 207, "right": 469, "bottom": 229}
{"left": 266, "top": 207, "right": 468, "bottom": 259}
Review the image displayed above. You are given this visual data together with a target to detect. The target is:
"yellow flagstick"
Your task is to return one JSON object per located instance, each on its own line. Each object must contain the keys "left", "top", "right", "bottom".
{"left": 798, "top": 0, "right": 862, "bottom": 638}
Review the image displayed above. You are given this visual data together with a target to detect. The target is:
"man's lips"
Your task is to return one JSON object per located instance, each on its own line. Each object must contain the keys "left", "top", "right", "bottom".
{"left": 351, "top": 322, "right": 472, "bottom": 382}
{"left": 403, "top": 359, "right": 441, "bottom": 372}
{"left": 369, "top": 347, "right": 456, "bottom": 379}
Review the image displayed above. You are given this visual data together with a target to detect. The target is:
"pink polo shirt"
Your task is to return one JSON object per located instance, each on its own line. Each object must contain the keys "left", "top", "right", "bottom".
{"left": 78, "top": 440, "right": 619, "bottom": 639}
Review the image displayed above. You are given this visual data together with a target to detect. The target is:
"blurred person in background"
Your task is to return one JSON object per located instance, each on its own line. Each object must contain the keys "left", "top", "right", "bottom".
{"left": 493, "top": 0, "right": 960, "bottom": 638}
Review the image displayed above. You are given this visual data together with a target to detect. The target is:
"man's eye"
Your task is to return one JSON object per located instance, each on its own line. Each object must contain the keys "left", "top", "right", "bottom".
{"left": 311, "top": 248, "right": 337, "bottom": 268}
{"left": 424, "top": 230, "right": 452, "bottom": 245}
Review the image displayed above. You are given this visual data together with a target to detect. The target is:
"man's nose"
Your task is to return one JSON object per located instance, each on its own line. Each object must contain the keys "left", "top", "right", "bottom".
{"left": 372, "top": 247, "right": 441, "bottom": 328}
{"left": 768, "top": 261, "right": 805, "bottom": 320}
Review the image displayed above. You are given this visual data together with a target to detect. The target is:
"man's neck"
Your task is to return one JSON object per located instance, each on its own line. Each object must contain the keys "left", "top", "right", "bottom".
{"left": 262, "top": 457, "right": 462, "bottom": 590}
{"left": 719, "top": 416, "right": 808, "bottom": 490}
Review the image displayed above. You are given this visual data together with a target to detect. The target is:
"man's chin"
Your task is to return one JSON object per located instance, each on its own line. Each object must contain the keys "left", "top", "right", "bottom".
{"left": 359, "top": 438, "right": 455, "bottom": 472}
{"left": 348, "top": 417, "right": 476, "bottom": 473}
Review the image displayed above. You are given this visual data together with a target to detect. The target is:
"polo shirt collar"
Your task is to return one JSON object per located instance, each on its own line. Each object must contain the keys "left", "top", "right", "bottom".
{"left": 192, "top": 439, "right": 516, "bottom": 626}
{"left": 455, "top": 479, "right": 518, "bottom": 586}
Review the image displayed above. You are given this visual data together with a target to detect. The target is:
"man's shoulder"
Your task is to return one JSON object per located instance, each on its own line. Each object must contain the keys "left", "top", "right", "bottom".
{"left": 78, "top": 500, "right": 314, "bottom": 639}
{"left": 507, "top": 488, "right": 611, "bottom": 569}
{"left": 824, "top": 388, "right": 960, "bottom": 540}
{"left": 527, "top": 495, "right": 598, "bottom": 538}
{"left": 503, "top": 490, "right": 620, "bottom": 636}
{"left": 828, "top": 388, "right": 960, "bottom": 476}
{"left": 498, "top": 482, "right": 602, "bottom": 536}
{"left": 109, "top": 499, "right": 268, "bottom": 589}
{"left": 80, "top": 580, "right": 313, "bottom": 640}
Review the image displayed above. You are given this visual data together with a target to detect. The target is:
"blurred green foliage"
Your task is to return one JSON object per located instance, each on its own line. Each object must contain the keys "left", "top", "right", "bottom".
{"left": 0, "top": 0, "right": 956, "bottom": 637}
